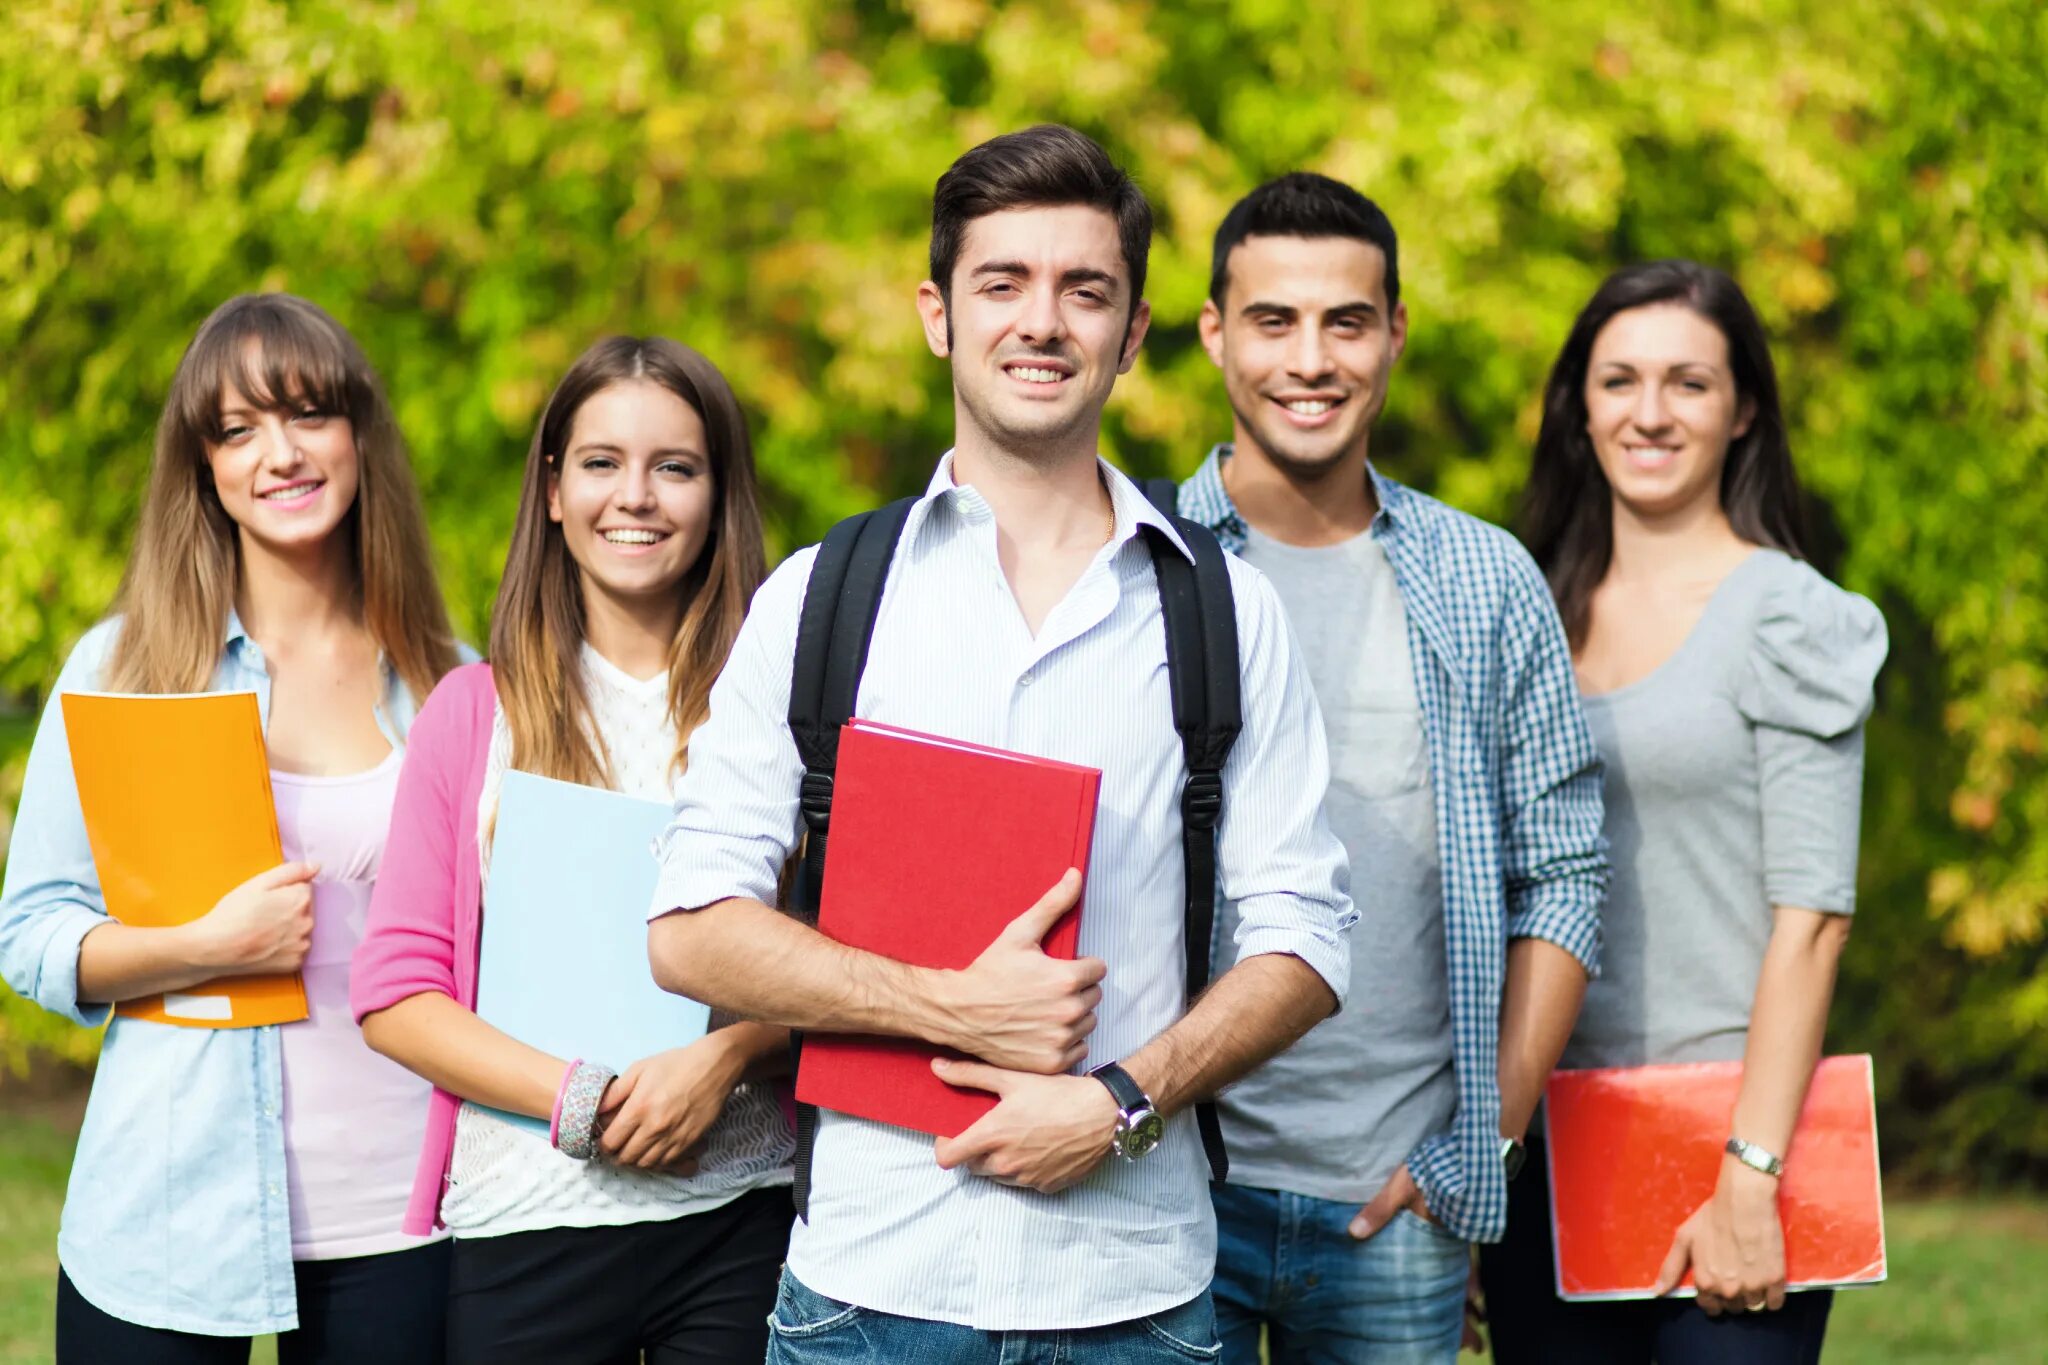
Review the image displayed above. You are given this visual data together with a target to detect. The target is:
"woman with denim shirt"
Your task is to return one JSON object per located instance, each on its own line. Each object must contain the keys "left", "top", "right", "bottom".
{"left": 0, "top": 295, "right": 467, "bottom": 1363}
{"left": 1480, "top": 261, "right": 1886, "bottom": 1365}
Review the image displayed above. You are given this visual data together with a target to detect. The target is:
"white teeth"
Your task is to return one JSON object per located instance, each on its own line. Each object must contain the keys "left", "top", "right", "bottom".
{"left": 259, "top": 482, "right": 320, "bottom": 500}
{"left": 1283, "top": 399, "right": 1335, "bottom": 415}
{"left": 1011, "top": 366, "right": 1064, "bottom": 383}
{"left": 601, "top": 529, "right": 664, "bottom": 545}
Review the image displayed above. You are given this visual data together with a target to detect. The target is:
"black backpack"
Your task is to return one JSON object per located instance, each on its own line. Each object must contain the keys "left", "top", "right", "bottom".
{"left": 782, "top": 478, "right": 1240, "bottom": 1219}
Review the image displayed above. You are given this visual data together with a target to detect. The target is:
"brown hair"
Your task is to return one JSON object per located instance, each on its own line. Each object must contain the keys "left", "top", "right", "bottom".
{"left": 105, "top": 293, "right": 461, "bottom": 700}
{"left": 929, "top": 123, "right": 1152, "bottom": 316}
{"left": 490, "top": 336, "right": 767, "bottom": 787}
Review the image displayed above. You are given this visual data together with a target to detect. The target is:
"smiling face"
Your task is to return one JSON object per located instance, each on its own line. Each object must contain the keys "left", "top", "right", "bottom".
{"left": 547, "top": 379, "right": 717, "bottom": 612}
{"left": 204, "top": 365, "right": 361, "bottom": 558}
{"left": 1200, "top": 234, "right": 1407, "bottom": 481}
{"left": 918, "top": 203, "right": 1150, "bottom": 461}
{"left": 1583, "top": 302, "right": 1755, "bottom": 521}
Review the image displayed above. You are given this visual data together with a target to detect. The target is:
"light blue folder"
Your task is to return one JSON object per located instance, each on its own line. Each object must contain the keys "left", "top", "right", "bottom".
{"left": 476, "top": 769, "right": 709, "bottom": 1133}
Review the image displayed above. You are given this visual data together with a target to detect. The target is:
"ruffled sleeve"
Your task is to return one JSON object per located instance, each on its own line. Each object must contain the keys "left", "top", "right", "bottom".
{"left": 1735, "top": 560, "right": 1888, "bottom": 738}
{"left": 1735, "top": 559, "right": 1888, "bottom": 914}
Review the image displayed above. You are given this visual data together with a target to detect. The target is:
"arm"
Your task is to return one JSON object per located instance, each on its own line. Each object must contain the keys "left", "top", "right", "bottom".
{"left": 76, "top": 861, "right": 320, "bottom": 1003}
{"left": 1497, "top": 937, "right": 1589, "bottom": 1142}
{"left": 1654, "top": 907, "right": 1849, "bottom": 1311}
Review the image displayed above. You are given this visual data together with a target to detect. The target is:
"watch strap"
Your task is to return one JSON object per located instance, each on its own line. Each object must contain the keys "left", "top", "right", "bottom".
{"left": 1724, "top": 1135, "right": 1785, "bottom": 1178}
{"left": 1089, "top": 1061, "right": 1151, "bottom": 1116}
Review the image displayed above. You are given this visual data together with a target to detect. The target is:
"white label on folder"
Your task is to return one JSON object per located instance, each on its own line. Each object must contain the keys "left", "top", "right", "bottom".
{"left": 162, "top": 993, "right": 234, "bottom": 1021}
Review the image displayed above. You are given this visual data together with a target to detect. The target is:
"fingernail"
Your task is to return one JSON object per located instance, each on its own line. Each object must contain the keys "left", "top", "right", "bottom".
{"left": 1348, "top": 1219, "right": 1369, "bottom": 1238}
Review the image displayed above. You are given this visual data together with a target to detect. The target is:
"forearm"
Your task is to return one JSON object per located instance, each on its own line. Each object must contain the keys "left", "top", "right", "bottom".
{"left": 1123, "top": 952, "right": 1335, "bottom": 1116}
{"left": 359, "top": 991, "right": 566, "bottom": 1119}
{"left": 649, "top": 898, "right": 958, "bottom": 1044}
{"left": 76, "top": 919, "right": 228, "bottom": 1004}
{"left": 720, "top": 1018, "right": 794, "bottom": 1082}
{"left": 1497, "top": 937, "right": 1590, "bottom": 1140}
{"left": 1728, "top": 907, "right": 1852, "bottom": 1158}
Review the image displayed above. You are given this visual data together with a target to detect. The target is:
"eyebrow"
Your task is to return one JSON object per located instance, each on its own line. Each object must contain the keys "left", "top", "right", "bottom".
{"left": 1240, "top": 299, "right": 1380, "bottom": 319}
{"left": 567, "top": 441, "right": 706, "bottom": 459}
{"left": 968, "top": 261, "right": 1123, "bottom": 294}
{"left": 1593, "top": 359, "right": 1726, "bottom": 375}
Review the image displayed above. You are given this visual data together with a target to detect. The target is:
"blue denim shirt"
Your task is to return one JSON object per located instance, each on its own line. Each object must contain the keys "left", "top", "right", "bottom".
{"left": 0, "top": 614, "right": 458, "bottom": 1334}
{"left": 1181, "top": 447, "right": 1608, "bottom": 1242}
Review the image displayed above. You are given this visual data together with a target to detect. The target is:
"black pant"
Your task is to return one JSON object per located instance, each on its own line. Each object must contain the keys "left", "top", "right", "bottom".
{"left": 56, "top": 1239, "right": 450, "bottom": 1365}
{"left": 1478, "top": 1141, "right": 1832, "bottom": 1365}
{"left": 445, "top": 1185, "right": 791, "bottom": 1365}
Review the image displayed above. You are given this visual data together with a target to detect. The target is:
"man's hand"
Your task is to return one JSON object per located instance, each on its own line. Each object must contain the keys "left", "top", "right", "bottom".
{"left": 1652, "top": 1161, "right": 1786, "bottom": 1314}
{"left": 933, "top": 870, "right": 1105, "bottom": 1074}
{"left": 1347, "top": 1161, "right": 1439, "bottom": 1240}
{"left": 595, "top": 1035, "right": 744, "bottom": 1173}
{"left": 930, "top": 1057, "right": 1119, "bottom": 1194}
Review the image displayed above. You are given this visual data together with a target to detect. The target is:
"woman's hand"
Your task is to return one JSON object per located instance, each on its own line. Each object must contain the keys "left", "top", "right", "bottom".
{"left": 1653, "top": 1160, "right": 1786, "bottom": 1314}
{"left": 595, "top": 1034, "right": 746, "bottom": 1173}
{"left": 185, "top": 861, "right": 320, "bottom": 976}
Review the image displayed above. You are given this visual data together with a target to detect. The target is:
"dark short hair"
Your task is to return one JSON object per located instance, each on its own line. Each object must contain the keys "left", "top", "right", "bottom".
{"left": 1209, "top": 172, "right": 1401, "bottom": 310}
{"left": 929, "top": 124, "right": 1152, "bottom": 312}
{"left": 1519, "top": 260, "right": 1806, "bottom": 646}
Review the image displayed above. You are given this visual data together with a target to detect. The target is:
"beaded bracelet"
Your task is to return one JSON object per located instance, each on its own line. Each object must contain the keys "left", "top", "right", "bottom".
{"left": 550, "top": 1058, "right": 618, "bottom": 1161}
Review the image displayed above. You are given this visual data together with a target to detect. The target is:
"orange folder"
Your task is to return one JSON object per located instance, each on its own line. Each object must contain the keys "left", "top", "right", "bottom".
{"left": 61, "top": 691, "right": 307, "bottom": 1029}
{"left": 1543, "top": 1055, "right": 1886, "bottom": 1299}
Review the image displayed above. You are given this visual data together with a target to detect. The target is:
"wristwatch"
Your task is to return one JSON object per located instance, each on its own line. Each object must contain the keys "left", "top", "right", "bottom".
{"left": 1090, "top": 1062, "right": 1165, "bottom": 1161}
{"left": 1725, "top": 1136, "right": 1785, "bottom": 1178}
{"left": 1502, "top": 1136, "right": 1527, "bottom": 1183}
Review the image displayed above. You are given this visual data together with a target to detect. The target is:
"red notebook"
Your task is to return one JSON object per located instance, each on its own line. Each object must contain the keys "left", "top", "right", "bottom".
{"left": 1544, "top": 1055, "right": 1887, "bottom": 1300}
{"left": 793, "top": 719, "right": 1101, "bottom": 1138}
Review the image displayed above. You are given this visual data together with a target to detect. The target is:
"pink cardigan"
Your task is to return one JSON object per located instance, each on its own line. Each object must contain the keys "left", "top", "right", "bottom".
{"left": 350, "top": 662, "right": 499, "bottom": 1235}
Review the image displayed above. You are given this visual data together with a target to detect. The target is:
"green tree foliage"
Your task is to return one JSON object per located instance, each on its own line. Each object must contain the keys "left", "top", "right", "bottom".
{"left": 2, "top": 0, "right": 2044, "bottom": 1175}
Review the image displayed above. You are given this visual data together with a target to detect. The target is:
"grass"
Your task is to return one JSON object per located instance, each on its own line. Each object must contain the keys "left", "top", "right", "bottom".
{"left": 1, "top": 1105, "right": 2043, "bottom": 1364}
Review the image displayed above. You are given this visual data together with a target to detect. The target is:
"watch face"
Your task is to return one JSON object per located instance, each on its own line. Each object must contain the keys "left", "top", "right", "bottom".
{"left": 1119, "top": 1109, "right": 1165, "bottom": 1159}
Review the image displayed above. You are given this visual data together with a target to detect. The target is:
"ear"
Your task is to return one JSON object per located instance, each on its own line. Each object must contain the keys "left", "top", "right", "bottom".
{"left": 1388, "top": 300, "right": 1410, "bottom": 365}
{"left": 917, "top": 281, "right": 951, "bottom": 358}
{"left": 545, "top": 459, "right": 564, "bottom": 524}
{"left": 1733, "top": 394, "right": 1757, "bottom": 441}
{"left": 1198, "top": 298, "right": 1226, "bottom": 370}
{"left": 1116, "top": 298, "right": 1152, "bottom": 376}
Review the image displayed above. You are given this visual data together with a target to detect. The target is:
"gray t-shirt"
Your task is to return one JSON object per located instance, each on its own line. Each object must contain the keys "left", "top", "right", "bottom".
{"left": 1564, "top": 549, "right": 1887, "bottom": 1071}
{"left": 1218, "top": 526, "right": 1456, "bottom": 1203}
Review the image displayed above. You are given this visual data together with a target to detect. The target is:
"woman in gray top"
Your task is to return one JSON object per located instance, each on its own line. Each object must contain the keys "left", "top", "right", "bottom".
{"left": 1480, "top": 261, "right": 1886, "bottom": 1365}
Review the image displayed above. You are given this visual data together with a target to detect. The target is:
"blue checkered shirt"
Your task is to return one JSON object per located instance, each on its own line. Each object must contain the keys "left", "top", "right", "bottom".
{"left": 1181, "top": 446, "right": 1608, "bottom": 1242}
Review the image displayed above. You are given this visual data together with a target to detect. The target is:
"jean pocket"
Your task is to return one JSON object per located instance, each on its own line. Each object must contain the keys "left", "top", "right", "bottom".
{"left": 766, "top": 1270, "right": 865, "bottom": 1338}
{"left": 1395, "top": 1207, "right": 1469, "bottom": 1250}
{"left": 1140, "top": 1292, "right": 1222, "bottom": 1360}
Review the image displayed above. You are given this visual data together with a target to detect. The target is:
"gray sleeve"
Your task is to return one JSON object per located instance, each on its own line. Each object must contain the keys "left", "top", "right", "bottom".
{"left": 1735, "top": 563, "right": 1888, "bottom": 914}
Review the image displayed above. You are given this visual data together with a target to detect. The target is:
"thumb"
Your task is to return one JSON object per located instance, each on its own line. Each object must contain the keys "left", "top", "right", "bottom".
{"left": 259, "top": 860, "right": 321, "bottom": 888}
{"left": 1348, "top": 1171, "right": 1410, "bottom": 1241}
{"left": 1652, "top": 1228, "right": 1694, "bottom": 1297}
{"left": 598, "top": 1068, "right": 636, "bottom": 1115}
{"left": 932, "top": 1056, "right": 1014, "bottom": 1096}
{"left": 999, "top": 869, "right": 1082, "bottom": 947}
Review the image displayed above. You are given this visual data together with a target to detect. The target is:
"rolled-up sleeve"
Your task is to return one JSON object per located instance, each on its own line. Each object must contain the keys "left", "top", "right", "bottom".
{"left": 1498, "top": 557, "right": 1608, "bottom": 973}
{"left": 1214, "top": 560, "right": 1356, "bottom": 1005}
{"left": 0, "top": 622, "right": 120, "bottom": 1028}
{"left": 648, "top": 550, "right": 816, "bottom": 921}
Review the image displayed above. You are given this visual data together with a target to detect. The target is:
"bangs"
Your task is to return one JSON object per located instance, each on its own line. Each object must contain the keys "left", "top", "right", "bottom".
{"left": 172, "top": 295, "right": 363, "bottom": 444}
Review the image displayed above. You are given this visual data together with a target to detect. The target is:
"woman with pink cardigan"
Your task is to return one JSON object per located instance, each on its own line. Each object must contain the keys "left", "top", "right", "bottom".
{"left": 352, "top": 337, "right": 793, "bottom": 1364}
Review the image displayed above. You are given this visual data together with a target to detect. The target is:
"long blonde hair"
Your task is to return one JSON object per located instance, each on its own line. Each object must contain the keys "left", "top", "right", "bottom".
{"left": 105, "top": 293, "right": 461, "bottom": 700}
{"left": 490, "top": 336, "right": 767, "bottom": 786}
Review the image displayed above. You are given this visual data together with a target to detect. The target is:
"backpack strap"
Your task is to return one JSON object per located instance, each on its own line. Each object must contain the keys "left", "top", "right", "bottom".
{"left": 785, "top": 496, "right": 916, "bottom": 1219}
{"left": 1140, "top": 508, "right": 1242, "bottom": 1183}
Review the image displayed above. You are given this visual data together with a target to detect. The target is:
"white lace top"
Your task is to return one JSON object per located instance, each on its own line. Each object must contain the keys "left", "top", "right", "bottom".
{"left": 440, "top": 645, "right": 793, "bottom": 1238}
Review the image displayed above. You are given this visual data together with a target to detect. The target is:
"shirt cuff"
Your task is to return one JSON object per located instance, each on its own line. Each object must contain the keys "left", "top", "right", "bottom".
{"left": 1405, "top": 1130, "right": 1467, "bottom": 1234}
{"left": 1505, "top": 895, "right": 1602, "bottom": 977}
{"left": 35, "top": 904, "right": 113, "bottom": 1029}
{"left": 1232, "top": 920, "right": 1350, "bottom": 1010}
{"left": 646, "top": 836, "right": 781, "bottom": 923}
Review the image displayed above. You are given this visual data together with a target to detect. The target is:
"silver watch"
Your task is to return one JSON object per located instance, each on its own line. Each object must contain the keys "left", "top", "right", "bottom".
{"left": 1090, "top": 1062, "right": 1165, "bottom": 1161}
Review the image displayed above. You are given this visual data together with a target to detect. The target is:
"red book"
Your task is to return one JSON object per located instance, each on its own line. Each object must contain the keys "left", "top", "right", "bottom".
{"left": 1544, "top": 1055, "right": 1887, "bottom": 1300}
{"left": 794, "top": 719, "right": 1101, "bottom": 1138}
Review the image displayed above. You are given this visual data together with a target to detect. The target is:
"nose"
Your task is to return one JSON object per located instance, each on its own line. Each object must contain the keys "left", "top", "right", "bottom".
{"left": 1015, "top": 284, "right": 1067, "bottom": 349}
{"left": 1289, "top": 326, "right": 1334, "bottom": 384}
{"left": 257, "top": 416, "right": 303, "bottom": 469}
{"left": 1631, "top": 383, "right": 1672, "bottom": 433}
{"left": 615, "top": 462, "right": 657, "bottom": 510}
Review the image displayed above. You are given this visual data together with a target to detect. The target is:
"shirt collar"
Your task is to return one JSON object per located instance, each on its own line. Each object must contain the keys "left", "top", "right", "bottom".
{"left": 1183, "top": 442, "right": 1408, "bottom": 548}
{"left": 914, "top": 449, "right": 1196, "bottom": 564}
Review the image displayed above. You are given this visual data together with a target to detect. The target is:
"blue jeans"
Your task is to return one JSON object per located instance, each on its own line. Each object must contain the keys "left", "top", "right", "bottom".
{"left": 1212, "top": 1182, "right": 1468, "bottom": 1365}
{"left": 763, "top": 1268, "right": 1221, "bottom": 1364}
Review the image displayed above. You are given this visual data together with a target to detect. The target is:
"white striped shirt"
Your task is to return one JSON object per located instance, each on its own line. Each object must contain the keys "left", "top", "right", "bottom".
{"left": 648, "top": 453, "right": 1354, "bottom": 1330}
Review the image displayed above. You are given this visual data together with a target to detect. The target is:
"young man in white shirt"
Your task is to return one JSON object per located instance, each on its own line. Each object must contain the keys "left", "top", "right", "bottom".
{"left": 646, "top": 125, "right": 1356, "bottom": 1363}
